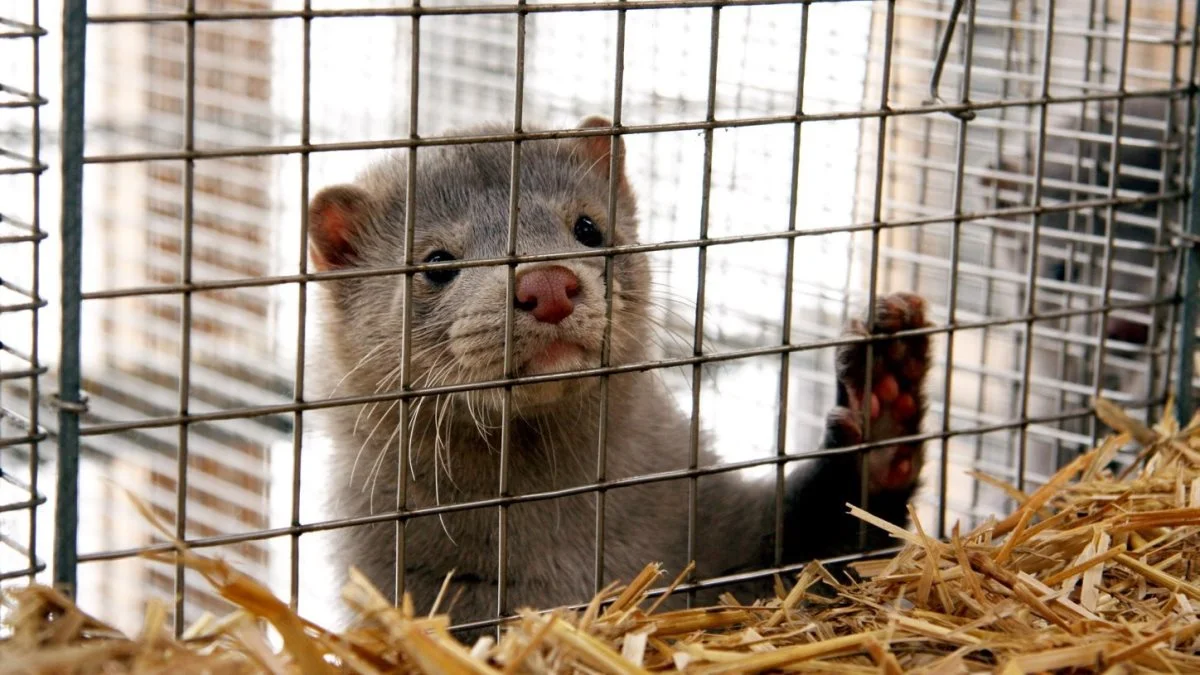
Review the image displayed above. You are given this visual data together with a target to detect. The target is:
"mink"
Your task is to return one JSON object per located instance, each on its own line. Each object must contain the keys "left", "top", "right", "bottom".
{"left": 306, "top": 116, "right": 932, "bottom": 635}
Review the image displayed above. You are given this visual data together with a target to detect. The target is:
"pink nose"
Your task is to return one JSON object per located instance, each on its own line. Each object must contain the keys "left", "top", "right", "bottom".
{"left": 515, "top": 266, "right": 580, "bottom": 324}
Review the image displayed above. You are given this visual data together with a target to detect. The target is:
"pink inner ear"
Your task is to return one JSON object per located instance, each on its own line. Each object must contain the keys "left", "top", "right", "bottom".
{"left": 581, "top": 135, "right": 614, "bottom": 169}
{"left": 311, "top": 199, "right": 357, "bottom": 270}
{"left": 577, "top": 116, "right": 615, "bottom": 169}
{"left": 576, "top": 118, "right": 628, "bottom": 190}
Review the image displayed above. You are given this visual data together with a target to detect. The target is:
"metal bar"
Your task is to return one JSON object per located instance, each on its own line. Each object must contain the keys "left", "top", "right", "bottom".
{"left": 0, "top": 16, "right": 47, "bottom": 36}
{"left": 927, "top": 0, "right": 967, "bottom": 107}
{"left": 773, "top": 1, "right": 809, "bottom": 567}
{"left": 0, "top": 81, "right": 47, "bottom": 103}
{"left": 971, "top": 0, "right": 1022, "bottom": 524}
{"left": 0, "top": 368, "right": 50, "bottom": 383}
{"left": 1148, "top": 0, "right": 1189, "bottom": 429}
{"left": 1177, "top": 0, "right": 1200, "bottom": 408}
{"left": 73, "top": 87, "right": 1195, "bottom": 166}
{"left": 857, "top": 0, "right": 896, "bottom": 549}
{"left": 71, "top": 394, "right": 1154, "bottom": 565}
{"left": 68, "top": 295, "right": 1177, "bottom": 437}
{"left": 1178, "top": 18, "right": 1200, "bottom": 421}
{"left": 25, "top": 0, "right": 42, "bottom": 585}
{"left": 1050, "top": 0, "right": 1102, "bottom": 471}
{"left": 1140, "top": 0, "right": 1185, "bottom": 429}
{"left": 1088, "top": 0, "right": 1133, "bottom": 448}
{"left": 0, "top": 496, "right": 47, "bottom": 516}
{"left": 498, "top": 0, "right": 529, "bottom": 625}
{"left": 83, "top": 0, "right": 956, "bottom": 23}
{"left": 395, "top": 0, "right": 421, "bottom": 609}
{"left": 684, "top": 5, "right": 722, "bottom": 603}
{"left": 0, "top": 434, "right": 49, "bottom": 451}
{"left": 1166, "top": 0, "right": 1200, "bottom": 427}
{"left": 447, "top": 544, "right": 907, "bottom": 635}
{"left": 289, "top": 0, "right": 314, "bottom": 612}
{"left": 75, "top": 0, "right": 1200, "bottom": 50}
{"left": 593, "top": 0, "right": 628, "bottom": 595}
{"left": 70, "top": 188, "right": 1187, "bottom": 301}
{"left": 52, "top": 0, "right": 88, "bottom": 597}
{"left": 0, "top": 301, "right": 50, "bottom": 313}
{"left": 936, "top": 0, "right": 976, "bottom": 539}
{"left": 0, "top": 233, "right": 49, "bottom": 245}
{"left": 0, "top": 564, "right": 48, "bottom": 582}
{"left": 1014, "top": 0, "right": 1057, "bottom": 493}
{"left": 173, "top": 0, "right": 199, "bottom": 635}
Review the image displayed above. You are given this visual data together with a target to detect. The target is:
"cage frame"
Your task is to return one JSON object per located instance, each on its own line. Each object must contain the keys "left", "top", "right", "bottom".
{"left": 0, "top": 0, "right": 1193, "bottom": 637}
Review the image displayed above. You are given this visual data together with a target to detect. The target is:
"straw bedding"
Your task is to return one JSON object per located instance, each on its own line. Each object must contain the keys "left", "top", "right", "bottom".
{"left": 4, "top": 398, "right": 1200, "bottom": 674}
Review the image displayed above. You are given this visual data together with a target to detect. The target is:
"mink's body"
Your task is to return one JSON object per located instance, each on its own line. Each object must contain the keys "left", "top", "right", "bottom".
{"left": 307, "top": 117, "right": 932, "bottom": 632}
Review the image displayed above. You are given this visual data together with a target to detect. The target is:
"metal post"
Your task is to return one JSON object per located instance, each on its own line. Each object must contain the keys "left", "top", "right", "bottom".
{"left": 1177, "top": 94, "right": 1200, "bottom": 423}
{"left": 53, "top": 0, "right": 87, "bottom": 596}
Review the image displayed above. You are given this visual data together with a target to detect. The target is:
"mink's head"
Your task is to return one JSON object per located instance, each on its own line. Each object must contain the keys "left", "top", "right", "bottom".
{"left": 308, "top": 116, "right": 652, "bottom": 417}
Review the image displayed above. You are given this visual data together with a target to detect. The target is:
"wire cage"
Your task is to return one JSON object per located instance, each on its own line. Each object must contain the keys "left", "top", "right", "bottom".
{"left": 0, "top": 2, "right": 48, "bottom": 588}
{"left": 1, "top": 0, "right": 1199, "bottom": 638}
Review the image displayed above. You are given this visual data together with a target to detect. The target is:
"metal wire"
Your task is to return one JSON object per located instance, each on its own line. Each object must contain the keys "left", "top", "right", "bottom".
{"left": 171, "top": 0, "right": 198, "bottom": 635}
{"left": 0, "top": 0, "right": 47, "bottom": 589}
{"left": 2, "top": 0, "right": 1195, "bottom": 636}
{"left": 856, "top": 0, "right": 896, "bottom": 548}
{"left": 497, "top": 0, "right": 528, "bottom": 625}
{"left": 1087, "top": 0, "right": 1133, "bottom": 448}
{"left": 55, "top": 298, "right": 1174, "bottom": 440}
{"left": 70, "top": 393, "right": 1143, "bottom": 566}
{"left": 934, "top": 0, "right": 977, "bottom": 540}
{"left": 396, "top": 0, "right": 422, "bottom": 615}
{"left": 69, "top": 89, "right": 1192, "bottom": 167}
{"left": 289, "top": 0, "right": 314, "bottom": 613}
{"left": 52, "top": 0, "right": 86, "bottom": 596}
{"left": 1181, "top": 101, "right": 1200, "bottom": 420}
{"left": 772, "top": 2, "right": 810, "bottom": 567}
{"left": 1013, "top": 0, "right": 1056, "bottom": 494}
{"left": 593, "top": 0, "right": 629, "bottom": 595}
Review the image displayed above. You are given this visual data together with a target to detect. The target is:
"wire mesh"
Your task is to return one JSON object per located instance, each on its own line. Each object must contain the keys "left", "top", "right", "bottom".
{"left": 0, "top": 0, "right": 1196, "bottom": 638}
{"left": 0, "top": 1, "right": 48, "bottom": 596}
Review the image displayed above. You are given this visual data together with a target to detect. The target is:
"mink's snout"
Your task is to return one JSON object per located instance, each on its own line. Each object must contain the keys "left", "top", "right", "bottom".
{"left": 514, "top": 265, "right": 580, "bottom": 324}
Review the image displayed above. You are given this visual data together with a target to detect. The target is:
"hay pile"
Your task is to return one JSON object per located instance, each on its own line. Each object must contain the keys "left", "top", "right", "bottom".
{"left": 5, "top": 398, "right": 1200, "bottom": 674}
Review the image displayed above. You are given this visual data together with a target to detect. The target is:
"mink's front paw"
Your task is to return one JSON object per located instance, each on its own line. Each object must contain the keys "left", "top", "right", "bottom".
{"left": 827, "top": 292, "right": 932, "bottom": 495}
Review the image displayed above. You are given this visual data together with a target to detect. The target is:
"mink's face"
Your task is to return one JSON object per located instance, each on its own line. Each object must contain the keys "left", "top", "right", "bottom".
{"left": 312, "top": 121, "right": 654, "bottom": 418}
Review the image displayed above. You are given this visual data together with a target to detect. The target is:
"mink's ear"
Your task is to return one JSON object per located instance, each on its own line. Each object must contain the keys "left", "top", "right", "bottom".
{"left": 308, "top": 184, "right": 373, "bottom": 271}
{"left": 576, "top": 115, "right": 629, "bottom": 192}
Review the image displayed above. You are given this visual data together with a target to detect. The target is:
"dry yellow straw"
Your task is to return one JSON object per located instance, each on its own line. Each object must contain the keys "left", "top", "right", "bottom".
{"left": 6, "top": 397, "right": 1200, "bottom": 673}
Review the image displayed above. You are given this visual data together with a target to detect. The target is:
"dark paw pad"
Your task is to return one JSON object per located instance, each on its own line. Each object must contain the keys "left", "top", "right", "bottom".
{"left": 830, "top": 292, "right": 932, "bottom": 494}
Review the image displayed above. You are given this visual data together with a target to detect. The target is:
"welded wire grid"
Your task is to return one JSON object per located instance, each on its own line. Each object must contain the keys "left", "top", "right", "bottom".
{"left": 7, "top": 0, "right": 1197, "bottom": 637}
{"left": 0, "top": 1, "right": 47, "bottom": 595}
{"left": 863, "top": 0, "right": 1199, "bottom": 530}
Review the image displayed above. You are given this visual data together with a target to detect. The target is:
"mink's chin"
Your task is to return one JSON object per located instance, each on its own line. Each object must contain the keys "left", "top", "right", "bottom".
{"left": 494, "top": 340, "right": 590, "bottom": 411}
{"left": 522, "top": 340, "right": 588, "bottom": 376}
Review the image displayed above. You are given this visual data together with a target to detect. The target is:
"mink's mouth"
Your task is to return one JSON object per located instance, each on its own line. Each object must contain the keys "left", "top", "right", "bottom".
{"left": 521, "top": 339, "right": 588, "bottom": 375}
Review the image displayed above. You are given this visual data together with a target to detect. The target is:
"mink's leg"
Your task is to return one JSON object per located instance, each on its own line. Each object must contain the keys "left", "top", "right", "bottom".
{"left": 782, "top": 292, "right": 932, "bottom": 565}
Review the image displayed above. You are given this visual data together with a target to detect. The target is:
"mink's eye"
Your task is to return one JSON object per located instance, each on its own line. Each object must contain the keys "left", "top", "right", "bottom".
{"left": 573, "top": 215, "right": 604, "bottom": 248}
{"left": 422, "top": 250, "right": 459, "bottom": 286}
